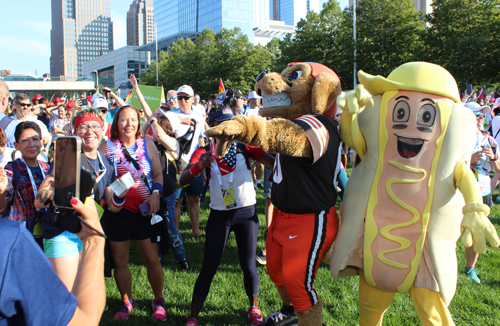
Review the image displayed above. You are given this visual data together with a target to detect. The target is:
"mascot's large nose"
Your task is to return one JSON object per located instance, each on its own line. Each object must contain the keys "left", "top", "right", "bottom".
{"left": 256, "top": 72, "right": 266, "bottom": 82}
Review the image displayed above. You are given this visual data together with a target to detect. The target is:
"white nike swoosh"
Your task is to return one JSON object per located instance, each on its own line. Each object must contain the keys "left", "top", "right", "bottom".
{"left": 289, "top": 235, "right": 298, "bottom": 239}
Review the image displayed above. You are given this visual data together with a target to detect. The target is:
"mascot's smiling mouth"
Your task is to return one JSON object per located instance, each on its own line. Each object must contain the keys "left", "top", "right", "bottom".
{"left": 396, "top": 134, "right": 426, "bottom": 158}
{"left": 261, "top": 91, "right": 292, "bottom": 108}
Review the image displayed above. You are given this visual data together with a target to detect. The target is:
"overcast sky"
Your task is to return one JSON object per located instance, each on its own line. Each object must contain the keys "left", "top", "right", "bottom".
{"left": 0, "top": 0, "right": 349, "bottom": 76}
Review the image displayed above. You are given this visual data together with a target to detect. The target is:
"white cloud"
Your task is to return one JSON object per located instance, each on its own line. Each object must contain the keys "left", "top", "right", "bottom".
{"left": 112, "top": 11, "right": 127, "bottom": 50}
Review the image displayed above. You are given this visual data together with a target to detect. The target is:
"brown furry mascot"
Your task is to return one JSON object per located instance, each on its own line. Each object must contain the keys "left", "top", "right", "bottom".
{"left": 206, "top": 62, "right": 342, "bottom": 326}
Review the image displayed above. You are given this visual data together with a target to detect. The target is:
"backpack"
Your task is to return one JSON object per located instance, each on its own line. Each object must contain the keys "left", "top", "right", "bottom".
{"left": 0, "top": 115, "right": 13, "bottom": 132}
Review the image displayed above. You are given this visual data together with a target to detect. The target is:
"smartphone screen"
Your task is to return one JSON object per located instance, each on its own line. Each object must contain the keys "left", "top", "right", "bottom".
{"left": 54, "top": 137, "right": 81, "bottom": 208}
{"left": 466, "top": 83, "right": 473, "bottom": 95}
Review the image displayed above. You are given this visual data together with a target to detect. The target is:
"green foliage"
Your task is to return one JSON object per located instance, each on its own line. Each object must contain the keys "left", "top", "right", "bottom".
{"left": 425, "top": 0, "right": 500, "bottom": 89}
{"left": 98, "top": 182, "right": 500, "bottom": 325}
{"left": 140, "top": 28, "right": 274, "bottom": 98}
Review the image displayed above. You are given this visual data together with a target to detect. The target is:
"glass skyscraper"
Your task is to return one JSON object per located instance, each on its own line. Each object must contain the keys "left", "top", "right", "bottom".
{"left": 154, "top": 0, "right": 255, "bottom": 43}
{"left": 51, "top": 0, "right": 113, "bottom": 80}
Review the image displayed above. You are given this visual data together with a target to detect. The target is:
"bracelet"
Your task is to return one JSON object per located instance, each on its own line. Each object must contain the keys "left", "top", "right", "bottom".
{"left": 462, "top": 202, "right": 490, "bottom": 216}
{"left": 152, "top": 182, "right": 163, "bottom": 192}
{"left": 190, "top": 163, "right": 203, "bottom": 177}
{"left": 491, "top": 154, "right": 498, "bottom": 162}
{"left": 112, "top": 193, "right": 126, "bottom": 207}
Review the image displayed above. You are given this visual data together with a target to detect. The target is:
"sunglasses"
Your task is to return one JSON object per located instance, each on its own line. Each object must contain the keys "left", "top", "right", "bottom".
{"left": 195, "top": 96, "right": 200, "bottom": 99}
{"left": 167, "top": 95, "right": 177, "bottom": 101}
{"left": 19, "top": 103, "right": 32, "bottom": 107}
{"left": 99, "top": 109, "right": 109, "bottom": 114}
{"left": 177, "top": 96, "right": 192, "bottom": 101}
{"left": 475, "top": 112, "right": 485, "bottom": 118}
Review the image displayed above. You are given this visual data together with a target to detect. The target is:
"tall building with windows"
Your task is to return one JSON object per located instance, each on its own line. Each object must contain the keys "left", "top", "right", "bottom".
{"left": 154, "top": 0, "right": 255, "bottom": 43}
{"left": 127, "top": 0, "right": 155, "bottom": 46}
{"left": 267, "top": 0, "right": 321, "bottom": 26}
{"left": 50, "top": 0, "right": 114, "bottom": 80}
{"left": 348, "top": 0, "right": 432, "bottom": 13}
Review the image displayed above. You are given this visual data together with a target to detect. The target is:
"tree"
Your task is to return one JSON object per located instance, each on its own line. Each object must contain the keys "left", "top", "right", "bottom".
{"left": 425, "top": 0, "right": 500, "bottom": 88}
{"left": 351, "top": 0, "right": 426, "bottom": 83}
{"left": 140, "top": 28, "right": 275, "bottom": 98}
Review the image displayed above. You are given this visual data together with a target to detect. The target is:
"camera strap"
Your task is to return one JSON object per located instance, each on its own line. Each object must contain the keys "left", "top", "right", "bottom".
{"left": 121, "top": 146, "right": 152, "bottom": 193}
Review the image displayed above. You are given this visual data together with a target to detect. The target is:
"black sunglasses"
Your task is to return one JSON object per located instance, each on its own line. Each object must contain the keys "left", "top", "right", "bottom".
{"left": 19, "top": 103, "right": 32, "bottom": 107}
{"left": 177, "top": 96, "right": 192, "bottom": 101}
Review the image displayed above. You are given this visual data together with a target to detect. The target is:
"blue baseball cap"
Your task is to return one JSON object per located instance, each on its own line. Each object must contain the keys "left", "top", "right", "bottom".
{"left": 208, "top": 107, "right": 234, "bottom": 123}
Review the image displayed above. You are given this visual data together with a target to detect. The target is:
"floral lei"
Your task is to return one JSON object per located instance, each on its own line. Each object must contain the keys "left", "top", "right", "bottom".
{"left": 113, "top": 138, "right": 147, "bottom": 179}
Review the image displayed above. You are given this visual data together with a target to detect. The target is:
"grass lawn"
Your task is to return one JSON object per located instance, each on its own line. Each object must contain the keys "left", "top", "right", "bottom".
{"left": 99, "top": 182, "right": 500, "bottom": 325}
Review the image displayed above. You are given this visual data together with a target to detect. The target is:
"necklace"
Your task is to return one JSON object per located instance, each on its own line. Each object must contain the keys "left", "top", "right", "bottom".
{"left": 87, "top": 156, "right": 100, "bottom": 177}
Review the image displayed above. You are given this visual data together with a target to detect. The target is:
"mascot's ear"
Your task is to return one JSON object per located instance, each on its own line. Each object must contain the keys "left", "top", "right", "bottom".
{"left": 311, "top": 72, "right": 341, "bottom": 115}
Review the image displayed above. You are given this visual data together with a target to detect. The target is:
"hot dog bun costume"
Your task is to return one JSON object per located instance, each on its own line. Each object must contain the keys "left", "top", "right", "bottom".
{"left": 205, "top": 62, "right": 342, "bottom": 326}
{"left": 330, "top": 62, "right": 500, "bottom": 326}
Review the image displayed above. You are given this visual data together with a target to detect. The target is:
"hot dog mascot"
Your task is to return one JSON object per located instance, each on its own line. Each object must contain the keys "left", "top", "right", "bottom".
{"left": 330, "top": 62, "right": 500, "bottom": 325}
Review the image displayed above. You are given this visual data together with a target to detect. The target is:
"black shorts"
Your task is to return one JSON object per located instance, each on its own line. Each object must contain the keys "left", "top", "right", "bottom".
{"left": 102, "top": 207, "right": 153, "bottom": 242}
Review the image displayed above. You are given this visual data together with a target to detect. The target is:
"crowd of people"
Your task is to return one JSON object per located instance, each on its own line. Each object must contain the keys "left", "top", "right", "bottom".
{"left": 1, "top": 73, "right": 500, "bottom": 326}
{"left": 0, "top": 76, "right": 276, "bottom": 326}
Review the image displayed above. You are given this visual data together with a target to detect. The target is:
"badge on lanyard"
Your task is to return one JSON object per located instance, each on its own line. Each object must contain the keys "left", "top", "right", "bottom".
{"left": 222, "top": 188, "right": 237, "bottom": 209}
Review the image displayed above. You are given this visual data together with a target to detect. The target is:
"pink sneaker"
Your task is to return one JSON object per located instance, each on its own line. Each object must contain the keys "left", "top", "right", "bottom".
{"left": 113, "top": 298, "right": 136, "bottom": 321}
{"left": 248, "top": 306, "right": 264, "bottom": 325}
{"left": 184, "top": 317, "right": 199, "bottom": 326}
{"left": 151, "top": 297, "right": 168, "bottom": 321}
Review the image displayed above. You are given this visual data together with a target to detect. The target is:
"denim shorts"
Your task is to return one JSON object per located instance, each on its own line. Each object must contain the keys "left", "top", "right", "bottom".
{"left": 44, "top": 230, "right": 82, "bottom": 259}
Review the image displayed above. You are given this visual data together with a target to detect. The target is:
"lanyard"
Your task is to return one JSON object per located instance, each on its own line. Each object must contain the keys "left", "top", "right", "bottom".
{"left": 210, "top": 161, "right": 233, "bottom": 188}
{"left": 86, "top": 152, "right": 107, "bottom": 184}
{"left": 19, "top": 157, "right": 46, "bottom": 198}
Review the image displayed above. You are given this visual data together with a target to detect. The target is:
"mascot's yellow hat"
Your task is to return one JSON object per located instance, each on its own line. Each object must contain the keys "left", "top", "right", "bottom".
{"left": 358, "top": 62, "right": 460, "bottom": 103}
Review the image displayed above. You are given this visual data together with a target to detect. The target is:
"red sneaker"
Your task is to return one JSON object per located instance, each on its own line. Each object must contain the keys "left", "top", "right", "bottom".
{"left": 151, "top": 297, "right": 168, "bottom": 321}
{"left": 113, "top": 299, "right": 136, "bottom": 321}
{"left": 248, "top": 306, "right": 264, "bottom": 325}
{"left": 185, "top": 317, "right": 199, "bottom": 326}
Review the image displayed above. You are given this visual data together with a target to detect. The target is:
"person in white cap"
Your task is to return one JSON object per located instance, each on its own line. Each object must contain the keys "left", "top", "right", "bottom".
{"left": 245, "top": 91, "right": 263, "bottom": 118}
{"left": 93, "top": 97, "right": 112, "bottom": 140}
{"left": 166, "top": 85, "right": 206, "bottom": 239}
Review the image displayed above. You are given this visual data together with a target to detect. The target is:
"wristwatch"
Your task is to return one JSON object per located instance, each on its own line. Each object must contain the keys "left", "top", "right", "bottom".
{"left": 153, "top": 189, "right": 162, "bottom": 197}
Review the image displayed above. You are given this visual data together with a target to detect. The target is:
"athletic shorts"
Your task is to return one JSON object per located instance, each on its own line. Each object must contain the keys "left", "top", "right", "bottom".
{"left": 43, "top": 230, "right": 82, "bottom": 259}
{"left": 102, "top": 208, "right": 153, "bottom": 242}
{"left": 179, "top": 173, "right": 204, "bottom": 197}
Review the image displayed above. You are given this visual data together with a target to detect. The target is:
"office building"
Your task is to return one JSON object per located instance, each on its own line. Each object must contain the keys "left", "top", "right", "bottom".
{"left": 127, "top": 0, "right": 155, "bottom": 46}
{"left": 268, "top": 0, "right": 321, "bottom": 26}
{"left": 50, "top": 0, "right": 114, "bottom": 80}
{"left": 154, "top": 0, "right": 256, "bottom": 43}
{"left": 349, "top": 0, "right": 432, "bottom": 13}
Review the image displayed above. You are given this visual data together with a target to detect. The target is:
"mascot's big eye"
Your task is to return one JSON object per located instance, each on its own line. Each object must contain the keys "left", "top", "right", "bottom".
{"left": 289, "top": 70, "right": 302, "bottom": 81}
{"left": 417, "top": 104, "right": 436, "bottom": 126}
{"left": 393, "top": 101, "right": 410, "bottom": 122}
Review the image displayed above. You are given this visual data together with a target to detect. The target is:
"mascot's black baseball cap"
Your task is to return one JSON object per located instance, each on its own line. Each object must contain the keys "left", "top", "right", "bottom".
{"left": 208, "top": 107, "right": 234, "bottom": 123}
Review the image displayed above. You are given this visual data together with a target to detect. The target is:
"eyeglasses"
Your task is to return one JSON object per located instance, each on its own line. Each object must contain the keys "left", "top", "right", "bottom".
{"left": 177, "top": 96, "right": 192, "bottom": 101}
{"left": 167, "top": 95, "right": 177, "bottom": 101}
{"left": 77, "top": 124, "right": 103, "bottom": 133}
{"left": 475, "top": 112, "right": 486, "bottom": 118}
{"left": 18, "top": 103, "right": 32, "bottom": 107}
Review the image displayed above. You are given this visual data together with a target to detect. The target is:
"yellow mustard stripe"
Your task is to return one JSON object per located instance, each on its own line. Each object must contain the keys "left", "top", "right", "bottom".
{"left": 378, "top": 161, "right": 427, "bottom": 269}
{"left": 364, "top": 90, "right": 397, "bottom": 287}
{"left": 397, "top": 101, "right": 451, "bottom": 292}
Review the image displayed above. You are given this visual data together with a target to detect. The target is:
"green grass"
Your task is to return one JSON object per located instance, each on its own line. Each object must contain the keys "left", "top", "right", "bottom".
{"left": 99, "top": 182, "right": 500, "bottom": 325}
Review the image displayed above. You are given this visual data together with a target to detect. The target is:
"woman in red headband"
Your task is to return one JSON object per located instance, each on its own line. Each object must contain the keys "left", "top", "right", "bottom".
{"left": 34, "top": 108, "right": 123, "bottom": 292}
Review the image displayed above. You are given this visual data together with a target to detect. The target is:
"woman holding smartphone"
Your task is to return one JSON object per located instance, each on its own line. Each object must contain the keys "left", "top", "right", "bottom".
{"left": 98, "top": 105, "right": 166, "bottom": 322}
{"left": 34, "top": 108, "right": 120, "bottom": 291}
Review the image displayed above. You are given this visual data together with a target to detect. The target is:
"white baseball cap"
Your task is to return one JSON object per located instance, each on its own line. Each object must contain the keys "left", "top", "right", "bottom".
{"left": 93, "top": 97, "right": 108, "bottom": 110}
{"left": 91, "top": 93, "right": 104, "bottom": 103}
{"left": 176, "top": 85, "right": 194, "bottom": 97}
{"left": 465, "top": 102, "right": 491, "bottom": 114}
{"left": 248, "top": 91, "right": 261, "bottom": 100}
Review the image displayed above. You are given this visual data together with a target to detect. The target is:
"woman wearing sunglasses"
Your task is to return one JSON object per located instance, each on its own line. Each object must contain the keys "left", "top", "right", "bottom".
{"left": 465, "top": 102, "right": 500, "bottom": 284}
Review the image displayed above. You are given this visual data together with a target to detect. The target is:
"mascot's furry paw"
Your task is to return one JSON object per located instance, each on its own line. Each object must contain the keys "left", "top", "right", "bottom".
{"left": 205, "top": 118, "right": 247, "bottom": 140}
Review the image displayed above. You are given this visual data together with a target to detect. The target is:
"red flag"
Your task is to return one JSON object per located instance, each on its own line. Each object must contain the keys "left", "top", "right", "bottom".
{"left": 477, "top": 88, "right": 484, "bottom": 100}
{"left": 218, "top": 78, "right": 225, "bottom": 94}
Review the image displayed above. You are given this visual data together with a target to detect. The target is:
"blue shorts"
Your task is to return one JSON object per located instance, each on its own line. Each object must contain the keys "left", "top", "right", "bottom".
{"left": 44, "top": 231, "right": 82, "bottom": 259}
{"left": 179, "top": 173, "right": 204, "bottom": 197}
